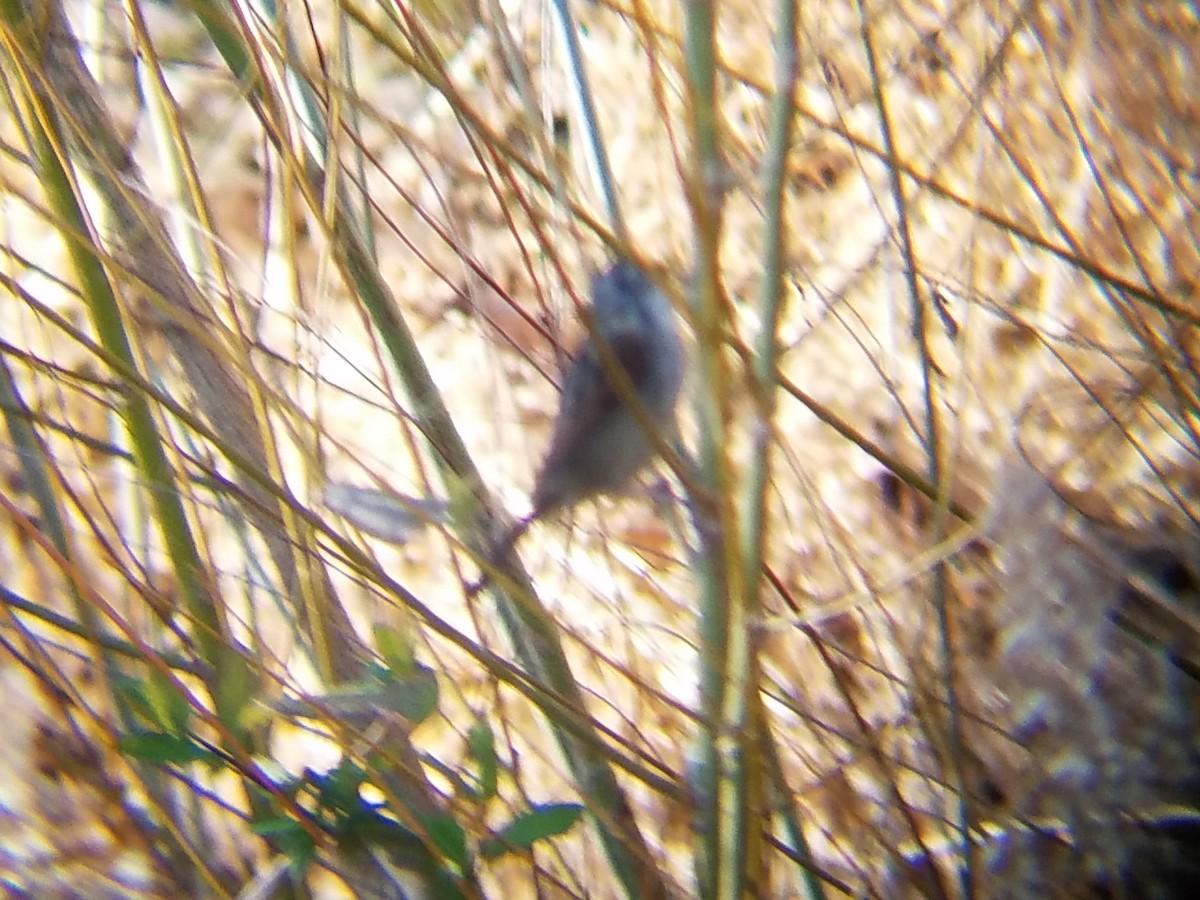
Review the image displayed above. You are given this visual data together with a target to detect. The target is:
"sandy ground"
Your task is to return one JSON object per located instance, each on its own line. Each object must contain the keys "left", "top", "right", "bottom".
{"left": 0, "top": 0, "right": 1197, "bottom": 895}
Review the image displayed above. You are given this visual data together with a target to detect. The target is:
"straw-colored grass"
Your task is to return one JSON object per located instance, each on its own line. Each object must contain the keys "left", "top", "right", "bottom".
{"left": 0, "top": 0, "right": 1197, "bottom": 896}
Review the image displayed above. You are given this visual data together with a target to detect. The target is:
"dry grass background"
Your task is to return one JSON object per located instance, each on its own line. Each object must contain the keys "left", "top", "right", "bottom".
{"left": 0, "top": 0, "right": 1198, "bottom": 897}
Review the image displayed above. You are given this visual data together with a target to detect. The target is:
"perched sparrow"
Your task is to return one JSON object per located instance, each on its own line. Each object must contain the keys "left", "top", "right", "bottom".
{"left": 531, "top": 259, "right": 685, "bottom": 517}
{"left": 481, "top": 259, "right": 685, "bottom": 581}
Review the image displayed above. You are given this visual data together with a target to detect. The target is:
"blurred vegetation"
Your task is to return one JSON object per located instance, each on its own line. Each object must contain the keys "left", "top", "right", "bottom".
{"left": 0, "top": 1, "right": 1197, "bottom": 897}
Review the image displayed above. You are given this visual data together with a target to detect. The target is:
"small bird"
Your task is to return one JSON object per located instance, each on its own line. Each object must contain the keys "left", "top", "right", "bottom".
{"left": 480, "top": 259, "right": 685, "bottom": 584}
{"left": 532, "top": 259, "right": 685, "bottom": 516}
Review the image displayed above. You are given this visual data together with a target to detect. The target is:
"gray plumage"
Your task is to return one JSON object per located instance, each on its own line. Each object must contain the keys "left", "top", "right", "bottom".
{"left": 531, "top": 260, "right": 685, "bottom": 516}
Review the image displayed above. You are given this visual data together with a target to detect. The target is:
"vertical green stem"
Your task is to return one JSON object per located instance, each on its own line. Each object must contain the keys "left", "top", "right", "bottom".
{"left": 681, "top": 1, "right": 757, "bottom": 896}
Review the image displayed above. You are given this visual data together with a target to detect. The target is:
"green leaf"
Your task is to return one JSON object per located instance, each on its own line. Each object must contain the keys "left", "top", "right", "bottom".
{"left": 112, "top": 674, "right": 157, "bottom": 726}
{"left": 251, "top": 816, "right": 315, "bottom": 876}
{"left": 421, "top": 811, "right": 469, "bottom": 870}
{"left": 466, "top": 720, "right": 498, "bottom": 801}
{"left": 250, "top": 816, "right": 303, "bottom": 838}
{"left": 373, "top": 622, "right": 415, "bottom": 678}
{"left": 314, "top": 759, "right": 369, "bottom": 813}
{"left": 375, "top": 662, "right": 439, "bottom": 724}
{"left": 430, "top": 867, "right": 470, "bottom": 900}
{"left": 213, "top": 643, "right": 255, "bottom": 739}
{"left": 286, "top": 665, "right": 439, "bottom": 726}
{"left": 118, "top": 730, "right": 214, "bottom": 765}
{"left": 144, "top": 669, "right": 192, "bottom": 735}
{"left": 479, "top": 803, "right": 585, "bottom": 860}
